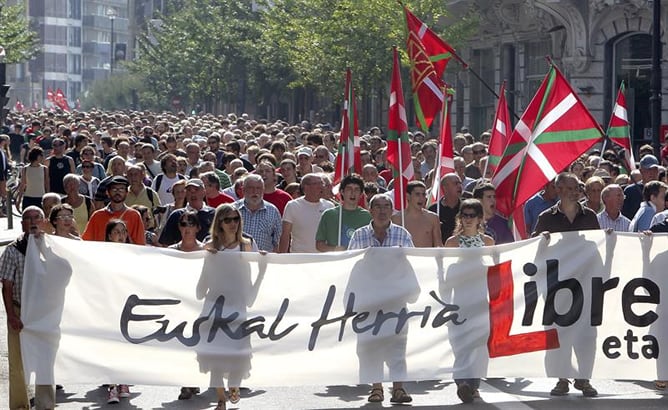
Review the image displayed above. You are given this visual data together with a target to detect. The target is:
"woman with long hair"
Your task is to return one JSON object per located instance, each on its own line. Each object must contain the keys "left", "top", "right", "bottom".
{"left": 201, "top": 204, "right": 262, "bottom": 410}
{"left": 444, "top": 198, "right": 494, "bottom": 403}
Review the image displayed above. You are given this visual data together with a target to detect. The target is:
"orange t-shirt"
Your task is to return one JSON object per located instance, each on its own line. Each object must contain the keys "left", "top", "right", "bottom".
{"left": 81, "top": 206, "right": 146, "bottom": 245}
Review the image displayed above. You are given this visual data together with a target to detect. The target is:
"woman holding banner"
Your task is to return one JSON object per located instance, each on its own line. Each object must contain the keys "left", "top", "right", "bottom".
{"left": 201, "top": 204, "right": 264, "bottom": 410}
{"left": 445, "top": 198, "right": 494, "bottom": 403}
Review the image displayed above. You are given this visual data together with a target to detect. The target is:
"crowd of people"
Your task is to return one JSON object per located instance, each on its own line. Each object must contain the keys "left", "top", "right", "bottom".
{"left": 1, "top": 108, "right": 668, "bottom": 409}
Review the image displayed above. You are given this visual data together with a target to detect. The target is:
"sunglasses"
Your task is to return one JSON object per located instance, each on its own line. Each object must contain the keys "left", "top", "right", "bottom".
{"left": 460, "top": 212, "right": 479, "bottom": 219}
{"left": 179, "top": 221, "right": 197, "bottom": 227}
{"left": 82, "top": 164, "right": 94, "bottom": 169}
{"left": 222, "top": 216, "right": 241, "bottom": 224}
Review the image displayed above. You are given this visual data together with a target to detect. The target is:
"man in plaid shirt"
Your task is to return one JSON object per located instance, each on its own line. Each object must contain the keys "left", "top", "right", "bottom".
{"left": 1, "top": 206, "right": 55, "bottom": 410}
{"left": 347, "top": 193, "right": 415, "bottom": 404}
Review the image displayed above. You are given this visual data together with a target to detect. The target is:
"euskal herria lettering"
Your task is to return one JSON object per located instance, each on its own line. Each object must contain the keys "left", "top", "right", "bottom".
{"left": 119, "top": 258, "right": 660, "bottom": 360}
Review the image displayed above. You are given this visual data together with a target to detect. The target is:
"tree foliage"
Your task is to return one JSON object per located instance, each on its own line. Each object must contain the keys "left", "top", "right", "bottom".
{"left": 129, "top": 0, "right": 477, "bottom": 113}
{"left": 130, "top": 0, "right": 263, "bottom": 111}
{"left": 0, "top": 1, "right": 39, "bottom": 63}
{"left": 259, "top": 0, "right": 477, "bottom": 98}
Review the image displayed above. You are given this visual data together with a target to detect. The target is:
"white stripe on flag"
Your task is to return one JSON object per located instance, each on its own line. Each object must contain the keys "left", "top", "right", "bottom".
{"left": 423, "top": 77, "right": 445, "bottom": 103}
{"left": 614, "top": 104, "right": 627, "bottom": 121}
{"left": 390, "top": 92, "right": 397, "bottom": 107}
{"left": 495, "top": 119, "right": 506, "bottom": 136}
{"left": 418, "top": 24, "right": 427, "bottom": 39}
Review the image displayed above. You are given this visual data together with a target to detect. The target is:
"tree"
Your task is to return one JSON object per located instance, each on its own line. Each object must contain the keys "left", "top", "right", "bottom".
{"left": 130, "top": 0, "right": 264, "bottom": 112}
{"left": 260, "top": 0, "right": 477, "bottom": 99}
{"left": 0, "top": 1, "right": 39, "bottom": 63}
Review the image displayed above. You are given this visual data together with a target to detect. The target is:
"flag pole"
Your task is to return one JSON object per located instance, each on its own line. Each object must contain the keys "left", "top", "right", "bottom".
{"left": 336, "top": 68, "right": 352, "bottom": 248}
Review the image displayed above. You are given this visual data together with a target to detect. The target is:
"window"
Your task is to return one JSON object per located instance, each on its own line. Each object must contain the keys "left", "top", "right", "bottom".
{"left": 523, "top": 40, "right": 552, "bottom": 107}
{"left": 42, "top": 25, "right": 68, "bottom": 46}
{"left": 68, "top": 54, "right": 81, "bottom": 74}
{"left": 45, "top": 0, "right": 68, "bottom": 18}
{"left": 69, "top": 0, "right": 81, "bottom": 19}
{"left": 44, "top": 53, "right": 68, "bottom": 73}
{"left": 69, "top": 27, "right": 81, "bottom": 47}
{"left": 470, "top": 48, "right": 496, "bottom": 136}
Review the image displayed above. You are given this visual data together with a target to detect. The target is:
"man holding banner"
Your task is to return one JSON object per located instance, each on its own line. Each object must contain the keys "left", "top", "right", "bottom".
{"left": 1, "top": 207, "right": 55, "bottom": 410}
{"left": 533, "top": 172, "right": 600, "bottom": 397}
{"left": 348, "top": 193, "right": 416, "bottom": 404}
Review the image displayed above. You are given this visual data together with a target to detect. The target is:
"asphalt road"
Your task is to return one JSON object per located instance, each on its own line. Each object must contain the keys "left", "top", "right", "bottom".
{"left": 1, "top": 240, "right": 667, "bottom": 409}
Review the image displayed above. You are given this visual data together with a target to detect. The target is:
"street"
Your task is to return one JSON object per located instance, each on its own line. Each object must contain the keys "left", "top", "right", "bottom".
{"left": 1, "top": 236, "right": 667, "bottom": 409}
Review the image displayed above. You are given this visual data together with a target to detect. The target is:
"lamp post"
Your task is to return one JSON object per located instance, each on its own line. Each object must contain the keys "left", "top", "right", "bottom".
{"left": 106, "top": 8, "right": 117, "bottom": 75}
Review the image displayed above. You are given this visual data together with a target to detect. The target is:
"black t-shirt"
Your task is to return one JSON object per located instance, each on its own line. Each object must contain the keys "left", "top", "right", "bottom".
{"left": 8, "top": 133, "right": 24, "bottom": 161}
{"left": 428, "top": 199, "right": 461, "bottom": 244}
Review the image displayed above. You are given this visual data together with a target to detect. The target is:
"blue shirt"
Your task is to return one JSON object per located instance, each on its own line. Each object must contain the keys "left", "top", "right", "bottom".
{"left": 348, "top": 222, "right": 414, "bottom": 249}
{"left": 235, "top": 199, "right": 282, "bottom": 252}
{"left": 524, "top": 192, "right": 558, "bottom": 234}
{"left": 630, "top": 201, "right": 656, "bottom": 232}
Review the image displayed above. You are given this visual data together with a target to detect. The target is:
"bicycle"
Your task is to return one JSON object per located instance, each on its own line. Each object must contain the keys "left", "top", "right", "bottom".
{"left": 5, "top": 162, "right": 25, "bottom": 217}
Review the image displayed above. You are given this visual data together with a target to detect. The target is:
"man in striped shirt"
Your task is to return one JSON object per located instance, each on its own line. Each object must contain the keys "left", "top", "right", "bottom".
{"left": 597, "top": 184, "right": 631, "bottom": 232}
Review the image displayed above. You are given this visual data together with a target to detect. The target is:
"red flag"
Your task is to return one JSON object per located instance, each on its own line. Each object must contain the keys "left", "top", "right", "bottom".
{"left": 333, "top": 69, "right": 362, "bottom": 185}
{"left": 46, "top": 87, "right": 55, "bottom": 102}
{"left": 76, "top": 98, "right": 81, "bottom": 110}
{"left": 387, "top": 47, "right": 414, "bottom": 211}
{"left": 492, "top": 64, "right": 604, "bottom": 218}
{"left": 429, "top": 86, "right": 455, "bottom": 205}
{"left": 32, "top": 101, "right": 39, "bottom": 110}
{"left": 14, "top": 100, "right": 24, "bottom": 112}
{"left": 606, "top": 82, "right": 635, "bottom": 170}
{"left": 487, "top": 82, "right": 510, "bottom": 176}
{"left": 55, "top": 88, "right": 71, "bottom": 111}
{"left": 403, "top": 6, "right": 465, "bottom": 131}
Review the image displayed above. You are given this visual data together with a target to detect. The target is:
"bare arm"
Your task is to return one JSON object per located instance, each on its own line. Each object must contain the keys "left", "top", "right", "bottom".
{"left": 431, "top": 213, "right": 443, "bottom": 247}
{"left": 444, "top": 235, "right": 459, "bottom": 248}
{"left": 278, "top": 221, "right": 292, "bottom": 253}
{"left": 316, "top": 240, "right": 344, "bottom": 252}
{"left": 2, "top": 279, "right": 22, "bottom": 331}
{"left": 43, "top": 165, "right": 50, "bottom": 193}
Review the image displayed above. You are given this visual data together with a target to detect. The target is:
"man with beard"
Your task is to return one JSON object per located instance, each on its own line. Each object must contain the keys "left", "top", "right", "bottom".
{"left": 428, "top": 173, "right": 463, "bottom": 245}
{"left": 82, "top": 176, "right": 146, "bottom": 245}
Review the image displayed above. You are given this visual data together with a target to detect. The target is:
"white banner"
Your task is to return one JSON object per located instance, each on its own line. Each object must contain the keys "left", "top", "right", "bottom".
{"left": 20, "top": 231, "right": 668, "bottom": 386}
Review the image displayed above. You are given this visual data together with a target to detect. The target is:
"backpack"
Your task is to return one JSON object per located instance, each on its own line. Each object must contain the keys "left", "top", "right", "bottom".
{"left": 154, "top": 173, "right": 185, "bottom": 192}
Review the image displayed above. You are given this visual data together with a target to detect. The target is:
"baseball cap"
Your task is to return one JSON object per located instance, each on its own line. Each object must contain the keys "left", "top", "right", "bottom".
{"left": 185, "top": 178, "right": 204, "bottom": 189}
{"left": 639, "top": 154, "right": 659, "bottom": 170}
{"left": 108, "top": 176, "right": 129, "bottom": 187}
{"left": 297, "top": 146, "right": 312, "bottom": 158}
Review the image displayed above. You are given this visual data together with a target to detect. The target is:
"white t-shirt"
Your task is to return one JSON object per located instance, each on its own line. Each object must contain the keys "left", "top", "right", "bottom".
{"left": 282, "top": 197, "right": 334, "bottom": 253}
{"left": 152, "top": 173, "right": 183, "bottom": 205}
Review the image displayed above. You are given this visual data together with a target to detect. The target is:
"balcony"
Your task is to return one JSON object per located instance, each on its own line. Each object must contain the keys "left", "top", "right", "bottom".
{"left": 82, "top": 41, "right": 111, "bottom": 56}
{"left": 82, "top": 15, "right": 129, "bottom": 32}
{"left": 82, "top": 67, "right": 109, "bottom": 81}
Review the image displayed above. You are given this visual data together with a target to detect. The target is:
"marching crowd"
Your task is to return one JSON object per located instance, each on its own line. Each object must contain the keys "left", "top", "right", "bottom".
{"left": 1, "top": 108, "right": 668, "bottom": 409}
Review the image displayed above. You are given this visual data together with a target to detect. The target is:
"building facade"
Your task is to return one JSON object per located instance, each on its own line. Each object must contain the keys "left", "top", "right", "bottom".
{"left": 7, "top": 0, "right": 167, "bottom": 107}
{"left": 446, "top": 0, "right": 665, "bottom": 152}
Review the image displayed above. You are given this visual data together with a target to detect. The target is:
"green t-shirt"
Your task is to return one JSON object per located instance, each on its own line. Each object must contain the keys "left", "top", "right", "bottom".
{"left": 316, "top": 206, "right": 372, "bottom": 247}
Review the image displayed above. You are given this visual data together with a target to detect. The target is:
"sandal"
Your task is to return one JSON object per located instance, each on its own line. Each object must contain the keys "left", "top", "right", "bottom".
{"left": 215, "top": 399, "right": 226, "bottom": 410}
{"left": 228, "top": 387, "right": 241, "bottom": 404}
{"left": 390, "top": 387, "right": 413, "bottom": 403}
{"left": 178, "top": 387, "right": 193, "bottom": 400}
{"left": 656, "top": 380, "right": 667, "bottom": 390}
{"left": 368, "top": 387, "right": 384, "bottom": 402}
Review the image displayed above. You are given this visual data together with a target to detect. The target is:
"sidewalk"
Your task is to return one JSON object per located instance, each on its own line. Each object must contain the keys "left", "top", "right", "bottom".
{"left": 0, "top": 212, "right": 22, "bottom": 245}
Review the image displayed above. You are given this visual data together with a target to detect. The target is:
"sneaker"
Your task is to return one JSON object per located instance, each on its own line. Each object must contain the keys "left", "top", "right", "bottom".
{"left": 550, "top": 378, "right": 570, "bottom": 396}
{"left": 457, "top": 382, "right": 474, "bottom": 403}
{"left": 107, "top": 386, "right": 120, "bottom": 404}
{"left": 573, "top": 379, "right": 598, "bottom": 397}
{"left": 118, "top": 384, "right": 130, "bottom": 398}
